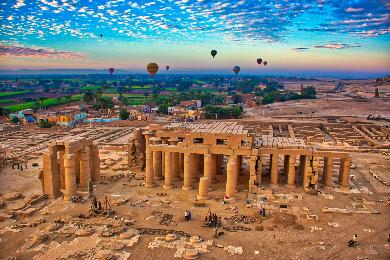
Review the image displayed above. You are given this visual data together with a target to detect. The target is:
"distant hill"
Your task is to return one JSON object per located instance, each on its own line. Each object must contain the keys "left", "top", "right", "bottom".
{"left": 0, "top": 69, "right": 131, "bottom": 75}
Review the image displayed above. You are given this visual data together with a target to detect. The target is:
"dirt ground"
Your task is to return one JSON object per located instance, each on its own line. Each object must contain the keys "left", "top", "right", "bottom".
{"left": 0, "top": 78, "right": 390, "bottom": 259}
{"left": 0, "top": 148, "right": 389, "bottom": 260}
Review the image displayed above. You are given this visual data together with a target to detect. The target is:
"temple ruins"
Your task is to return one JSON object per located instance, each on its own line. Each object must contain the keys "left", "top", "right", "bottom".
{"left": 42, "top": 134, "right": 101, "bottom": 200}
{"left": 128, "top": 122, "right": 352, "bottom": 199}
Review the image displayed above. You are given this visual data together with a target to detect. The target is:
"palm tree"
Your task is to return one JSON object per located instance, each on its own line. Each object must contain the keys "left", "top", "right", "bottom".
{"left": 56, "top": 95, "right": 62, "bottom": 105}
{"left": 83, "top": 90, "right": 94, "bottom": 105}
{"left": 121, "top": 96, "right": 128, "bottom": 106}
{"left": 64, "top": 95, "right": 72, "bottom": 107}
{"left": 39, "top": 96, "right": 47, "bottom": 106}
{"left": 151, "top": 93, "right": 159, "bottom": 105}
{"left": 103, "top": 82, "right": 108, "bottom": 97}
{"left": 144, "top": 92, "right": 149, "bottom": 101}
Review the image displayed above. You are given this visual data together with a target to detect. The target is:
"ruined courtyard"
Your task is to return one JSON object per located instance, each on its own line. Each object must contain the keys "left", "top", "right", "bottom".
{"left": 1, "top": 105, "right": 390, "bottom": 259}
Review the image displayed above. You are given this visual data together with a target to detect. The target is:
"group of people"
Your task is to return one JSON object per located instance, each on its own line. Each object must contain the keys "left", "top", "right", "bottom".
{"left": 11, "top": 163, "right": 27, "bottom": 171}
{"left": 184, "top": 210, "right": 192, "bottom": 221}
{"left": 205, "top": 213, "right": 219, "bottom": 227}
{"left": 259, "top": 206, "right": 266, "bottom": 217}
{"left": 92, "top": 196, "right": 102, "bottom": 211}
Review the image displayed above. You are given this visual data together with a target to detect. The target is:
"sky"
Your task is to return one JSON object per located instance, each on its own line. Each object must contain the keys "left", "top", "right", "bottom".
{"left": 0, "top": 0, "right": 390, "bottom": 77}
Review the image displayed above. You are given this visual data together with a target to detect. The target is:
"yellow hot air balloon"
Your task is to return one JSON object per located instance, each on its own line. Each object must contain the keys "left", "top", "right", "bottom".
{"left": 233, "top": 66, "right": 240, "bottom": 75}
{"left": 147, "top": 63, "right": 159, "bottom": 78}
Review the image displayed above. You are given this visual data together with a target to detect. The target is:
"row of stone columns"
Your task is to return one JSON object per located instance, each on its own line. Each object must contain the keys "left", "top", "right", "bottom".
{"left": 261, "top": 154, "right": 350, "bottom": 189}
{"left": 62, "top": 145, "right": 101, "bottom": 200}
{"left": 145, "top": 150, "right": 226, "bottom": 191}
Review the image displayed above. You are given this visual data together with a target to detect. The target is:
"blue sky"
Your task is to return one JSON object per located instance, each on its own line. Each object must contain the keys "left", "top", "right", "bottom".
{"left": 0, "top": 0, "right": 389, "bottom": 76}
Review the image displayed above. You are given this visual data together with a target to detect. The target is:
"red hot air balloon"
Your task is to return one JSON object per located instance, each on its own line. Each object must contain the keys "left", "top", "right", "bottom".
{"left": 257, "top": 58, "right": 262, "bottom": 65}
{"left": 263, "top": 61, "right": 267, "bottom": 66}
{"left": 109, "top": 68, "right": 115, "bottom": 74}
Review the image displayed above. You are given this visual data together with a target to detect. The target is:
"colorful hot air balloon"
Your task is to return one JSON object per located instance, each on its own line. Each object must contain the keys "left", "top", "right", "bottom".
{"left": 257, "top": 58, "right": 262, "bottom": 65}
{"left": 233, "top": 66, "right": 240, "bottom": 75}
{"left": 147, "top": 63, "right": 159, "bottom": 78}
{"left": 109, "top": 68, "right": 115, "bottom": 74}
{"left": 166, "top": 66, "right": 169, "bottom": 71}
{"left": 211, "top": 50, "right": 217, "bottom": 58}
{"left": 263, "top": 61, "right": 267, "bottom": 66}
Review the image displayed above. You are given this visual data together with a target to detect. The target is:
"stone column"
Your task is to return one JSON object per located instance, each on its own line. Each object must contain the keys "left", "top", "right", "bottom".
{"left": 323, "top": 157, "right": 334, "bottom": 189}
{"left": 256, "top": 156, "right": 262, "bottom": 185}
{"left": 230, "top": 155, "right": 238, "bottom": 183}
{"left": 143, "top": 132, "right": 154, "bottom": 147}
{"left": 59, "top": 149, "right": 65, "bottom": 189}
{"left": 204, "top": 154, "right": 212, "bottom": 191}
{"left": 162, "top": 138, "right": 168, "bottom": 175}
{"left": 302, "top": 156, "right": 311, "bottom": 188}
{"left": 145, "top": 150, "right": 155, "bottom": 188}
{"left": 153, "top": 150, "right": 163, "bottom": 180}
{"left": 79, "top": 147, "right": 91, "bottom": 191}
{"left": 269, "top": 154, "right": 279, "bottom": 187}
{"left": 90, "top": 144, "right": 101, "bottom": 184}
{"left": 211, "top": 154, "right": 218, "bottom": 183}
{"left": 172, "top": 152, "right": 181, "bottom": 181}
{"left": 164, "top": 152, "right": 174, "bottom": 189}
{"left": 64, "top": 153, "right": 77, "bottom": 201}
{"left": 226, "top": 162, "right": 236, "bottom": 199}
{"left": 191, "top": 153, "right": 199, "bottom": 183}
{"left": 338, "top": 158, "right": 345, "bottom": 183}
{"left": 341, "top": 158, "right": 351, "bottom": 190}
{"left": 285, "top": 155, "right": 296, "bottom": 188}
{"left": 179, "top": 153, "right": 184, "bottom": 173}
{"left": 249, "top": 156, "right": 257, "bottom": 191}
{"left": 75, "top": 151, "right": 80, "bottom": 184}
{"left": 197, "top": 177, "right": 210, "bottom": 200}
{"left": 182, "top": 153, "right": 193, "bottom": 190}
{"left": 43, "top": 150, "right": 61, "bottom": 199}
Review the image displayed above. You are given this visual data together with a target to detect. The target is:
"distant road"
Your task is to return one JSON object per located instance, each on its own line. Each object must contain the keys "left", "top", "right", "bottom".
{"left": 333, "top": 82, "right": 344, "bottom": 92}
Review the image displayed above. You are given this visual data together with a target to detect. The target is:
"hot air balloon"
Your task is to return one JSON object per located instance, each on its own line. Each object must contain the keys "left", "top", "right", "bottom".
{"left": 211, "top": 50, "right": 217, "bottom": 58}
{"left": 166, "top": 66, "right": 169, "bottom": 71}
{"left": 109, "top": 68, "right": 115, "bottom": 74}
{"left": 263, "top": 61, "right": 267, "bottom": 66}
{"left": 257, "top": 58, "right": 262, "bottom": 65}
{"left": 147, "top": 63, "right": 159, "bottom": 78}
{"left": 233, "top": 66, "right": 240, "bottom": 75}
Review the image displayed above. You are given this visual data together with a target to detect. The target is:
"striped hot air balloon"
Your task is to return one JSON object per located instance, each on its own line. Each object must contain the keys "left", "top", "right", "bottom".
{"left": 147, "top": 63, "right": 159, "bottom": 78}
{"left": 233, "top": 66, "right": 240, "bottom": 75}
{"left": 109, "top": 68, "right": 115, "bottom": 74}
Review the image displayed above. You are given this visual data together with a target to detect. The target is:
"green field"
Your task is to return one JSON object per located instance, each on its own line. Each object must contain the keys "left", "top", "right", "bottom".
{"left": 5, "top": 97, "right": 80, "bottom": 111}
{"left": 74, "top": 93, "right": 147, "bottom": 98}
{"left": 126, "top": 100, "right": 148, "bottom": 106}
{"left": 0, "top": 91, "right": 35, "bottom": 98}
{"left": 79, "top": 85, "right": 103, "bottom": 90}
{"left": 107, "top": 89, "right": 117, "bottom": 92}
{"left": 131, "top": 85, "right": 153, "bottom": 89}
{"left": 0, "top": 99, "right": 14, "bottom": 104}
{"left": 193, "top": 80, "right": 206, "bottom": 84}
{"left": 165, "top": 88, "right": 177, "bottom": 91}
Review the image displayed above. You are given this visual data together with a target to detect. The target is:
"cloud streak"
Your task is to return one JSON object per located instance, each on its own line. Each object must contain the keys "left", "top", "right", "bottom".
{"left": 0, "top": 44, "right": 88, "bottom": 60}
{"left": 292, "top": 43, "right": 362, "bottom": 51}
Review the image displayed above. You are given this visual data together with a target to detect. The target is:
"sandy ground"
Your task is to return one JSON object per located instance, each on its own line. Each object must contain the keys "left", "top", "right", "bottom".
{"left": 0, "top": 148, "right": 389, "bottom": 260}
{"left": 0, "top": 79, "right": 389, "bottom": 259}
